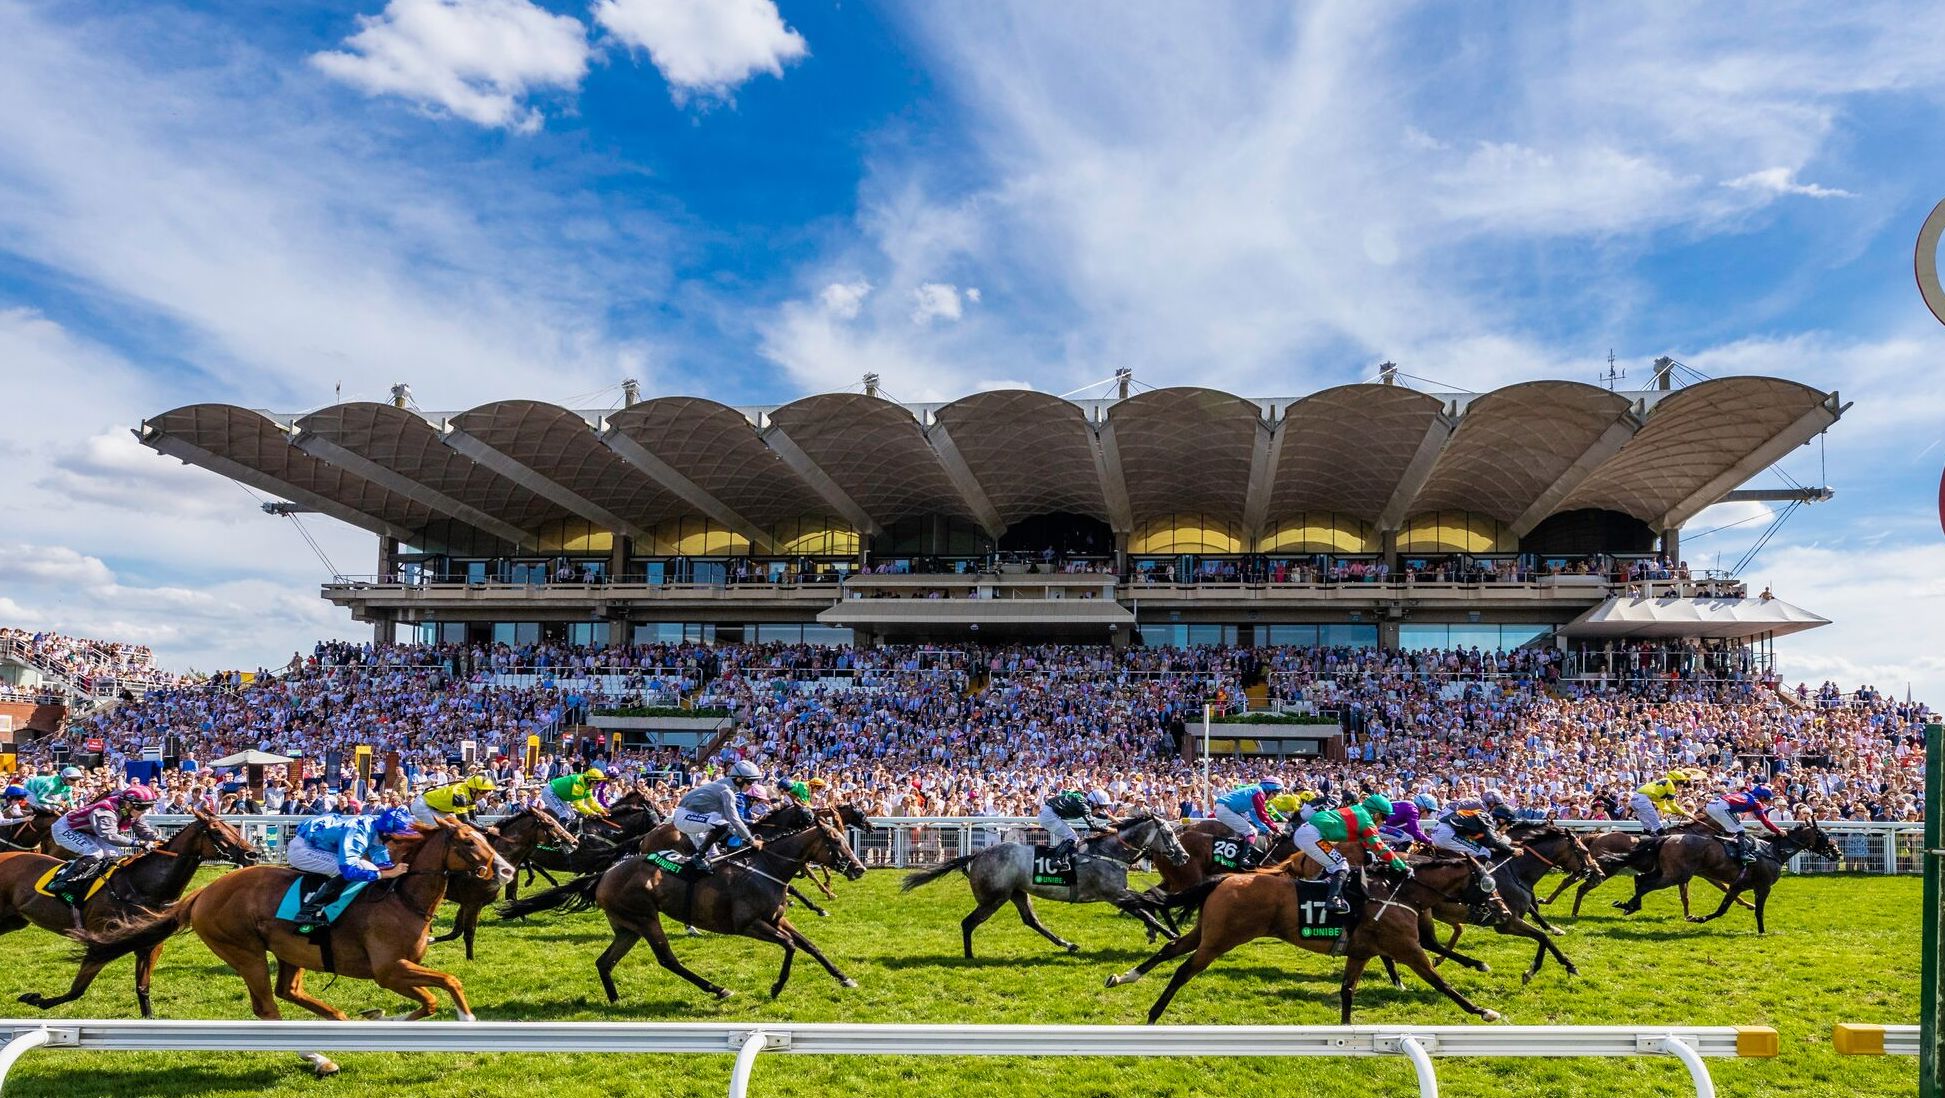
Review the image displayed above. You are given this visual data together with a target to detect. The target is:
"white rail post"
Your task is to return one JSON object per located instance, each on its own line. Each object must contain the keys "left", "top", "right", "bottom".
{"left": 1643, "top": 1035, "right": 1716, "bottom": 1098}
{"left": 726, "top": 1029, "right": 787, "bottom": 1098}
{"left": 1396, "top": 1035, "right": 1440, "bottom": 1098}
{"left": 0, "top": 1027, "right": 53, "bottom": 1095}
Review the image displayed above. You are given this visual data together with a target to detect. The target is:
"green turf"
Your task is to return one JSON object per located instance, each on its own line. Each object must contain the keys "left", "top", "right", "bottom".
{"left": 0, "top": 868, "right": 1919, "bottom": 1097}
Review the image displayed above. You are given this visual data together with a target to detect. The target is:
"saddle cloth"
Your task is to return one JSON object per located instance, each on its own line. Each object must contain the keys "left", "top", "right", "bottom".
{"left": 275, "top": 876, "right": 371, "bottom": 926}
{"left": 1292, "top": 877, "right": 1359, "bottom": 940}
{"left": 34, "top": 860, "right": 121, "bottom": 902}
{"left": 1029, "top": 845, "right": 1079, "bottom": 889}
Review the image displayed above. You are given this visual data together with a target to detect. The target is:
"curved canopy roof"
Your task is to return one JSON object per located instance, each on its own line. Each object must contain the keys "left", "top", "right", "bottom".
{"left": 138, "top": 376, "right": 1843, "bottom": 555}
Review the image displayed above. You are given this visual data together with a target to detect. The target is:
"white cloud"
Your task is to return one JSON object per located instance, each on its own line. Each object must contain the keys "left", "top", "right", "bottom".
{"left": 1723, "top": 167, "right": 1856, "bottom": 199}
{"left": 312, "top": 0, "right": 591, "bottom": 133}
{"left": 910, "top": 282, "right": 969, "bottom": 325}
{"left": 593, "top": 0, "right": 807, "bottom": 101}
{"left": 818, "top": 279, "right": 872, "bottom": 320}
{"left": 1760, "top": 543, "right": 1945, "bottom": 703}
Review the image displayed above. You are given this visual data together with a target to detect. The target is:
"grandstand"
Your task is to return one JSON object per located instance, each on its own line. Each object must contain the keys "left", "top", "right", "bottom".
{"left": 135, "top": 372, "right": 1843, "bottom": 674}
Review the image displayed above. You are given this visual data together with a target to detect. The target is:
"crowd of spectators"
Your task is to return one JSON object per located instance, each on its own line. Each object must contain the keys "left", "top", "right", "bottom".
{"left": 3, "top": 637, "right": 1927, "bottom": 826}
{"left": 0, "top": 627, "right": 193, "bottom": 697}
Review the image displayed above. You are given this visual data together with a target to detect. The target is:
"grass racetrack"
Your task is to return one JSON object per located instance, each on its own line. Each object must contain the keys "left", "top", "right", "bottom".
{"left": 0, "top": 867, "right": 1918, "bottom": 1097}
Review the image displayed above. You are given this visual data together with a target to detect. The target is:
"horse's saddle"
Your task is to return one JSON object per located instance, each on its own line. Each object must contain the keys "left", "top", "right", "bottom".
{"left": 35, "top": 859, "right": 121, "bottom": 904}
{"left": 1030, "top": 845, "right": 1080, "bottom": 888}
{"left": 276, "top": 875, "right": 371, "bottom": 928}
{"left": 643, "top": 848, "right": 712, "bottom": 882}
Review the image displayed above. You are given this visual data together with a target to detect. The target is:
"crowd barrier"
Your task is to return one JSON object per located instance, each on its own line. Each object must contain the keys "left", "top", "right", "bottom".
{"left": 142, "top": 815, "right": 1926, "bottom": 875}
{"left": 0, "top": 1020, "right": 1778, "bottom": 1098}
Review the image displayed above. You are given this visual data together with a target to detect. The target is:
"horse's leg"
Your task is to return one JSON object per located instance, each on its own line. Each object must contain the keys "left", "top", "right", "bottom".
{"left": 1144, "top": 919, "right": 1248, "bottom": 1024}
{"left": 638, "top": 913, "right": 731, "bottom": 1000}
{"left": 370, "top": 957, "right": 473, "bottom": 1021}
{"left": 1538, "top": 873, "right": 1577, "bottom": 905}
{"left": 274, "top": 960, "right": 349, "bottom": 1021}
{"left": 461, "top": 904, "right": 482, "bottom": 960}
{"left": 594, "top": 920, "right": 643, "bottom": 1004}
{"left": 1106, "top": 924, "right": 1201, "bottom": 987}
{"left": 786, "top": 884, "right": 829, "bottom": 918}
{"left": 1010, "top": 891, "right": 1078, "bottom": 954}
{"left": 1380, "top": 955, "right": 1404, "bottom": 990}
{"left": 806, "top": 866, "right": 837, "bottom": 900}
{"left": 960, "top": 893, "right": 1007, "bottom": 959}
{"left": 134, "top": 941, "right": 166, "bottom": 1019}
{"left": 1614, "top": 870, "right": 1670, "bottom": 915}
{"left": 1109, "top": 892, "right": 1177, "bottom": 943}
{"left": 1570, "top": 873, "right": 1603, "bottom": 917}
{"left": 748, "top": 919, "right": 797, "bottom": 999}
{"left": 1418, "top": 920, "right": 1491, "bottom": 973}
{"left": 18, "top": 948, "right": 116, "bottom": 1013}
{"left": 1385, "top": 929, "right": 1501, "bottom": 1022}
{"left": 1697, "top": 876, "right": 1759, "bottom": 910}
{"left": 1689, "top": 874, "right": 1747, "bottom": 925}
{"left": 1338, "top": 953, "right": 1372, "bottom": 1024}
{"left": 1753, "top": 880, "right": 1771, "bottom": 935}
{"left": 1679, "top": 881, "right": 1691, "bottom": 918}
{"left": 777, "top": 917, "right": 858, "bottom": 987}
{"left": 208, "top": 941, "right": 281, "bottom": 1020}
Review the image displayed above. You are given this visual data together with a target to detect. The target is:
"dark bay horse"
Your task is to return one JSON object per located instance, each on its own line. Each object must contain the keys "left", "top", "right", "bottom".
{"left": 500, "top": 816, "right": 867, "bottom": 1001}
{"left": 0, "top": 807, "right": 63, "bottom": 856}
{"left": 900, "top": 814, "right": 1189, "bottom": 957}
{"left": 5, "top": 807, "right": 259, "bottom": 1017}
{"left": 801, "top": 803, "right": 875, "bottom": 899}
{"left": 637, "top": 802, "right": 838, "bottom": 918}
{"left": 79, "top": 820, "right": 505, "bottom": 1030}
{"left": 434, "top": 809, "right": 577, "bottom": 959}
{"left": 1418, "top": 824, "right": 1599, "bottom": 984}
{"left": 1613, "top": 820, "right": 1839, "bottom": 933}
{"left": 1105, "top": 855, "right": 1504, "bottom": 1024}
{"left": 1540, "top": 822, "right": 1751, "bottom": 917}
{"left": 514, "top": 797, "right": 663, "bottom": 898}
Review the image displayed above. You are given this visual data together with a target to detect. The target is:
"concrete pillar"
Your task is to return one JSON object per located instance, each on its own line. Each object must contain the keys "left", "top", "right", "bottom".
{"left": 377, "top": 535, "right": 398, "bottom": 583}
{"left": 1661, "top": 526, "right": 1681, "bottom": 563}
{"left": 609, "top": 533, "right": 630, "bottom": 582}
{"left": 371, "top": 610, "right": 394, "bottom": 648}
{"left": 1381, "top": 528, "right": 1400, "bottom": 571}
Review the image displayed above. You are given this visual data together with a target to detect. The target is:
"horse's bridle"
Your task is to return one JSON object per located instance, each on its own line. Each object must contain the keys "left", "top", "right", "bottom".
{"left": 1110, "top": 817, "right": 1186, "bottom": 866}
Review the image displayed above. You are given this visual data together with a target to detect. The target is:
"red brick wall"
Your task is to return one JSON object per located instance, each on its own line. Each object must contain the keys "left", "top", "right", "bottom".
{"left": 0, "top": 701, "right": 67, "bottom": 747}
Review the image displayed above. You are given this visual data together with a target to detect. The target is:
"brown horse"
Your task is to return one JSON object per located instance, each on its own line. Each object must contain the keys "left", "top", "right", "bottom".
{"left": 78, "top": 819, "right": 505, "bottom": 1025}
{"left": 1612, "top": 820, "right": 1840, "bottom": 933}
{"left": 6, "top": 807, "right": 259, "bottom": 1017}
{"left": 1543, "top": 824, "right": 1754, "bottom": 917}
{"left": 501, "top": 815, "right": 867, "bottom": 1001}
{"left": 800, "top": 803, "right": 875, "bottom": 899}
{"left": 0, "top": 807, "right": 64, "bottom": 856}
{"left": 1105, "top": 855, "right": 1504, "bottom": 1024}
{"left": 514, "top": 796, "right": 663, "bottom": 898}
{"left": 636, "top": 802, "right": 864, "bottom": 919}
{"left": 434, "top": 809, "right": 577, "bottom": 959}
{"left": 1418, "top": 824, "right": 1598, "bottom": 984}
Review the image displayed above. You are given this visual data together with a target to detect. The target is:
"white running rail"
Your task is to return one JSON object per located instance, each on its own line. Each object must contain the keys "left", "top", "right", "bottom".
{"left": 0, "top": 1020, "right": 1777, "bottom": 1098}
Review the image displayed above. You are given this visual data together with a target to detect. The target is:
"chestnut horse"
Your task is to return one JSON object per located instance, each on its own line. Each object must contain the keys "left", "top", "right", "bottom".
{"left": 434, "top": 809, "right": 577, "bottom": 959}
{"left": 1106, "top": 855, "right": 1505, "bottom": 1024}
{"left": 0, "top": 806, "right": 64, "bottom": 856}
{"left": 5, "top": 807, "right": 259, "bottom": 1017}
{"left": 79, "top": 819, "right": 504, "bottom": 1022}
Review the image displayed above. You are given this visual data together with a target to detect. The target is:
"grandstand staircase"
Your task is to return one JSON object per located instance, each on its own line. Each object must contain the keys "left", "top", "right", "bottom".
{"left": 0, "top": 638, "right": 101, "bottom": 709}
{"left": 1243, "top": 681, "right": 1271, "bottom": 713}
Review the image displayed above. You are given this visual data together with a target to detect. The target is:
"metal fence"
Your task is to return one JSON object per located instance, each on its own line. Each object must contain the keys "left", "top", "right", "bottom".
{"left": 141, "top": 815, "right": 1925, "bottom": 875}
{"left": 0, "top": 1019, "right": 1778, "bottom": 1098}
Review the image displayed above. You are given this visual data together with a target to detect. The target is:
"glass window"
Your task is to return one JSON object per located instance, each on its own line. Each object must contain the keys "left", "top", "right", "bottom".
{"left": 1322, "top": 624, "right": 1378, "bottom": 647}
{"left": 691, "top": 561, "right": 727, "bottom": 586}
{"left": 1448, "top": 623, "right": 1502, "bottom": 651}
{"left": 1140, "top": 624, "right": 1188, "bottom": 648}
{"left": 567, "top": 623, "right": 601, "bottom": 646}
{"left": 1399, "top": 624, "right": 1448, "bottom": 651}
{"left": 801, "top": 625, "right": 854, "bottom": 646}
{"left": 753, "top": 624, "right": 803, "bottom": 644}
{"left": 1265, "top": 625, "right": 1320, "bottom": 646}
{"left": 633, "top": 623, "right": 685, "bottom": 644}
{"left": 1500, "top": 625, "right": 1552, "bottom": 650}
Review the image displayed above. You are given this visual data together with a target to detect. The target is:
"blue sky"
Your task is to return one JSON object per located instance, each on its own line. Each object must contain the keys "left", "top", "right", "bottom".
{"left": 2, "top": 0, "right": 1943, "bottom": 695}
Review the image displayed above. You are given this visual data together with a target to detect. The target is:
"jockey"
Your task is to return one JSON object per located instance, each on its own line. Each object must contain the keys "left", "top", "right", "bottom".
{"left": 1480, "top": 788, "right": 1518, "bottom": 827}
{"left": 46, "top": 785, "right": 160, "bottom": 900}
{"left": 1291, "top": 796, "right": 1407, "bottom": 914}
{"left": 1629, "top": 770, "right": 1698, "bottom": 835}
{"left": 779, "top": 778, "right": 815, "bottom": 806}
{"left": 1038, "top": 789, "right": 1113, "bottom": 863}
{"left": 25, "top": 766, "right": 83, "bottom": 810}
{"left": 411, "top": 772, "right": 498, "bottom": 827}
{"left": 1, "top": 785, "right": 31, "bottom": 819}
{"left": 1703, "top": 784, "right": 1785, "bottom": 864}
{"left": 1213, "top": 777, "right": 1282, "bottom": 848}
{"left": 673, "top": 760, "right": 764, "bottom": 874}
{"left": 540, "top": 768, "right": 610, "bottom": 832}
{"left": 738, "top": 782, "right": 773, "bottom": 825}
{"left": 1430, "top": 798, "right": 1515, "bottom": 861}
{"left": 287, "top": 807, "right": 419, "bottom": 931}
{"left": 1377, "top": 794, "right": 1434, "bottom": 849}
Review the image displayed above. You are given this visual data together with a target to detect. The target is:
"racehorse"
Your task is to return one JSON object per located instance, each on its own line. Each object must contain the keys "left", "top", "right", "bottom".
{"left": 1104, "top": 854, "right": 1505, "bottom": 1024}
{"left": 637, "top": 801, "right": 844, "bottom": 919}
{"left": 1418, "top": 823, "right": 1599, "bottom": 984}
{"left": 1612, "top": 819, "right": 1840, "bottom": 933}
{"left": 499, "top": 815, "right": 867, "bottom": 1001}
{"left": 434, "top": 809, "right": 577, "bottom": 959}
{"left": 6, "top": 807, "right": 259, "bottom": 1017}
{"left": 800, "top": 803, "right": 875, "bottom": 900}
{"left": 899, "top": 814, "right": 1189, "bottom": 957}
{"left": 512, "top": 796, "right": 663, "bottom": 900}
{"left": 0, "top": 807, "right": 64, "bottom": 857}
{"left": 78, "top": 819, "right": 505, "bottom": 1031}
{"left": 1541, "top": 823, "right": 1755, "bottom": 918}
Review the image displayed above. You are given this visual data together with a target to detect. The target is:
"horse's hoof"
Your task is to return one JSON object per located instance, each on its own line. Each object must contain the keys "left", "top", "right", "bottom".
{"left": 457, "top": 1012, "right": 477, "bottom": 1022}
{"left": 714, "top": 988, "right": 734, "bottom": 1000}
{"left": 1565, "top": 966, "right": 1580, "bottom": 976}
{"left": 1685, "top": 916, "right": 1707, "bottom": 924}
{"left": 1520, "top": 972, "right": 1534, "bottom": 986}
{"left": 301, "top": 1052, "right": 339, "bottom": 1077}
{"left": 841, "top": 978, "right": 859, "bottom": 988}
{"left": 816, "top": 910, "right": 830, "bottom": 918}
{"left": 1480, "top": 1009, "right": 1503, "bottom": 1023}
{"left": 1064, "top": 943, "right": 1081, "bottom": 954}
{"left": 1475, "top": 963, "right": 1491, "bottom": 974}
{"left": 358, "top": 1008, "right": 386, "bottom": 1020}
{"left": 1104, "top": 973, "right": 1123, "bottom": 988}
{"left": 16, "top": 993, "right": 41, "bottom": 1008}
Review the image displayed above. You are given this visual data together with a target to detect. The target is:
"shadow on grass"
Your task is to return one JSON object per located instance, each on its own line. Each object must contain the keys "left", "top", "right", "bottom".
{"left": 485, "top": 994, "right": 698, "bottom": 1017}
{"left": 16, "top": 1062, "right": 294, "bottom": 1096}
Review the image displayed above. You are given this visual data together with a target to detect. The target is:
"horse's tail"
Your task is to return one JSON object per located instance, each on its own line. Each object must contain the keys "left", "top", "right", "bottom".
{"left": 497, "top": 870, "right": 602, "bottom": 919}
{"left": 1144, "top": 876, "right": 1223, "bottom": 917}
{"left": 74, "top": 889, "right": 199, "bottom": 965}
{"left": 900, "top": 853, "right": 976, "bottom": 892}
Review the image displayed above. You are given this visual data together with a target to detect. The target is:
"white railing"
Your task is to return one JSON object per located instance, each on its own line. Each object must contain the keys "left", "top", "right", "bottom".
{"left": 139, "top": 814, "right": 1926, "bottom": 874}
{"left": 0, "top": 1020, "right": 1777, "bottom": 1098}
{"left": 1831, "top": 1023, "right": 1920, "bottom": 1056}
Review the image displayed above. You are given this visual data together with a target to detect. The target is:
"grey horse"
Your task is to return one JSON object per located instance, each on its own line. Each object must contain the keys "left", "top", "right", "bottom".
{"left": 901, "top": 814, "right": 1190, "bottom": 958}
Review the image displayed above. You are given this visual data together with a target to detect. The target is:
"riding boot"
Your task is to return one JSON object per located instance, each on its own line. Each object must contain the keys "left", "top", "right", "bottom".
{"left": 1735, "top": 833, "right": 1754, "bottom": 865}
{"left": 49, "top": 855, "right": 101, "bottom": 902}
{"left": 293, "top": 876, "right": 346, "bottom": 933}
{"left": 1324, "top": 871, "right": 1350, "bottom": 914}
{"left": 691, "top": 826, "right": 729, "bottom": 875}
